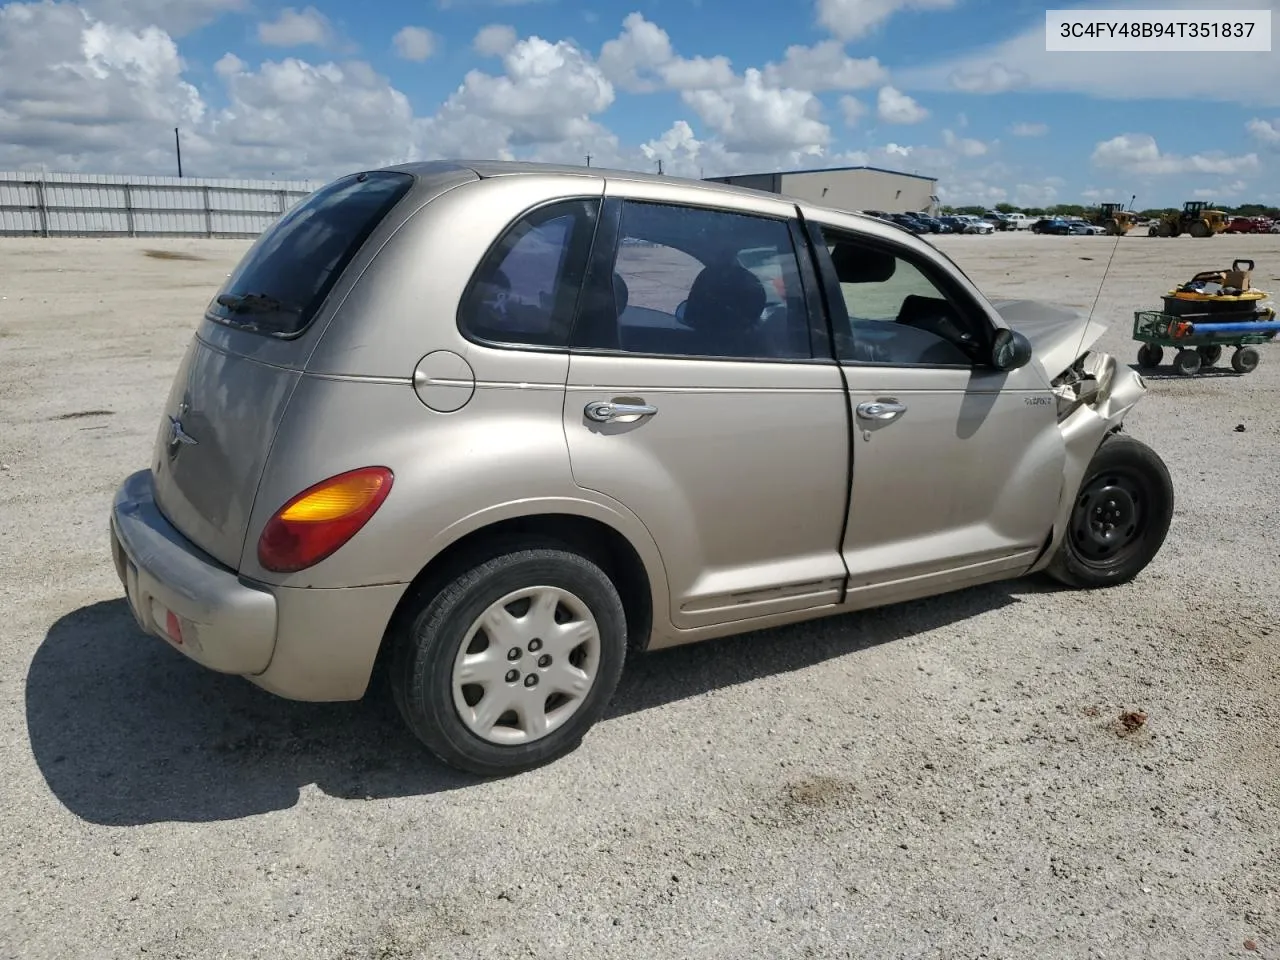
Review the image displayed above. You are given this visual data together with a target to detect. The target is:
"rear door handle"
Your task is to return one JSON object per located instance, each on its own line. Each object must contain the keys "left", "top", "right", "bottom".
{"left": 585, "top": 400, "right": 658, "bottom": 423}
{"left": 856, "top": 400, "right": 908, "bottom": 421}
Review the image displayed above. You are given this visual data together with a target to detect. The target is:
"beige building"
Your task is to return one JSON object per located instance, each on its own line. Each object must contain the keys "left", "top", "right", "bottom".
{"left": 706, "top": 165, "right": 939, "bottom": 216}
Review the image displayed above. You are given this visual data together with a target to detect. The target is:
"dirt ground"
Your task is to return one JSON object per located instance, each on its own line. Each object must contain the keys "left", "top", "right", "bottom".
{"left": 1, "top": 231, "right": 1278, "bottom": 959}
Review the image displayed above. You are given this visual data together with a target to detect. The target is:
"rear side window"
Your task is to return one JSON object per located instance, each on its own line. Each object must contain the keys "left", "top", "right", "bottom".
{"left": 459, "top": 199, "right": 600, "bottom": 348}
{"left": 207, "top": 170, "right": 413, "bottom": 338}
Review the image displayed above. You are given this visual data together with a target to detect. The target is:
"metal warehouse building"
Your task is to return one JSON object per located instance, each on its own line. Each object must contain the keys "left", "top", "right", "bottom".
{"left": 705, "top": 165, "right": 939, "bottom": 216}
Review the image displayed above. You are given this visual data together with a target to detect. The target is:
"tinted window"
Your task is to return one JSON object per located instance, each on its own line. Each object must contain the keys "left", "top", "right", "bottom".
{"left": 207, "top": 170, "right": 413, "bottom": 337}
{"left": 818, "top": 226, "right": 984, "bottom": 366}
{"left": 460, "top": 199, "right": 599, "bottom": 348}
{"left": 578, "top": 200, "right": 811, "bottom": 360}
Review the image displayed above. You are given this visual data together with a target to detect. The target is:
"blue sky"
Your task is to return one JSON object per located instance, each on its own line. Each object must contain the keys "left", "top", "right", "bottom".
{"left": 1, "top": 0, "right": 1278, "bottom": 206}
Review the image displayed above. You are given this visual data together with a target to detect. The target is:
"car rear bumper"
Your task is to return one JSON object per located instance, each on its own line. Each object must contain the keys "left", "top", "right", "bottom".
{"left": 111, "top": 469, "right": 278, "bottom": 675}
{"left": 110, "top": 469, "right": 407, "bottom": 702}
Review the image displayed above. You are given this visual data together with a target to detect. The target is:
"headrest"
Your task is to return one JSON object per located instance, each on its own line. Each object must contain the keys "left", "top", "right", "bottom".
{"left": 683, "top": 264, "right": 767, "bottom": 333}
{"left": 830, "top": 243, "right": 895, "bottom": 284}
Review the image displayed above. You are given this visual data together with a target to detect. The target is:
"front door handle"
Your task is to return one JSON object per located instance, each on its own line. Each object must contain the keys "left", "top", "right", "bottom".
{"left": 856, "top": 400, "right": 908, "bottom": 421}
{"left": 585, "top": 400, "right": 658, "bottom": 423}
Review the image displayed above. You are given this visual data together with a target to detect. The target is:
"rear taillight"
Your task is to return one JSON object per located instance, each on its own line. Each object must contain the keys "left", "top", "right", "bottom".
{"left": 257, "top": 467, "right": 394, "bottom": 573}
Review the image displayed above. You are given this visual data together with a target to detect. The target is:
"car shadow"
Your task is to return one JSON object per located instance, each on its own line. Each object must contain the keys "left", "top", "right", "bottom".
{"left": 28, "top": 582, "right": 1046, "bottom": 826}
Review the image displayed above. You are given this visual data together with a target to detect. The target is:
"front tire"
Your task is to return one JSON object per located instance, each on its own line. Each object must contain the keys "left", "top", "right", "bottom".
{"left": 1046, "top": 434, "right": 1174, "bottom": 589}
{"left": 389, "top": 548, "right": 628, "bottom": 776}
{"left": 1173, "top": 348, "right": 1202, "bottom": 376}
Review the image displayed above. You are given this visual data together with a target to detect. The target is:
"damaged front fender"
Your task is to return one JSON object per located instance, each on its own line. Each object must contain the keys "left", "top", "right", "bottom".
{"left": 1027, "top": 352, "right": 1148, "bottom": 574}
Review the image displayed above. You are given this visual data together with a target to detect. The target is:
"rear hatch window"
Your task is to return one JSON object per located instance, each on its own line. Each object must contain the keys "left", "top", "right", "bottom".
{"left": 207, "top": 170, "right": 414, "bottom": 338}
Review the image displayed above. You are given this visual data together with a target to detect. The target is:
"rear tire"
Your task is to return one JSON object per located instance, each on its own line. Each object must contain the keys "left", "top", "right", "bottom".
{"left": 389, "top": 548, "right": 628, "bottom": 776}
{"left": 1190, "top": 220, "right": 1210, "bottom": 238}
{"left": 1047, "top": 433, "right": 1174, "bottom": 589}
{"left": 1197, "top": 344, "right": 1223, "bottom": 367}
{"left": 1232, "top": 345, "right": 1261, "bottom": 374}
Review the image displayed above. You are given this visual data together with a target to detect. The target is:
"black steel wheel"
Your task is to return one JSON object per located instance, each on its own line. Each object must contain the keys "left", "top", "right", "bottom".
{"left": 1172, "top": 348, "right": 1201, "bottom": 376}
{"left": 1232, "top": 346, "right": 1261, "bottom": 374}
{"left": 1197, "top": 344, "right": 1223, "bottom": 367}
{"left": 1047, "top": 434, "right": 1174, "bottom": 589}
{"left": 1136, "top": 343, "right": 1163, "bottom": 369}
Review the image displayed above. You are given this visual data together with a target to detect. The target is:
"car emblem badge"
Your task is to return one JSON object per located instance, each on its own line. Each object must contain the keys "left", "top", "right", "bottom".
{"left": 167, "top": 399, "right": 198, "bottom": 456}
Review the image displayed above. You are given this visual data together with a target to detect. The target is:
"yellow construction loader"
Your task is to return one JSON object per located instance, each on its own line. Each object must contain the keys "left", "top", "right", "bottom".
{"left": 1148, "top": 201, "right": 1228, "bottom": 237}
{"left": 1091, "top": 202, "right": 1140, "bottom": 235}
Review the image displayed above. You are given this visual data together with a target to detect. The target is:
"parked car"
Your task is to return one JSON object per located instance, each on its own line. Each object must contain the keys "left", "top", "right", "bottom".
{"left": 1271, "top": 221, "right": 1280, "bottom": 234}
{"left": 1067, "top": 220, "right": 1106, "bottom": 235}
{"left": 983, "top": 212, "right": 1012, "bottom": 231}
{"left": 888, "top": 212, "right": 930, "bottom": 234}
{"left": 1004, "top": 213, "right": 1034, "bottom": 230}
{"left": 911, "top": 213, "right": 949, "bottom": 233}
{"left": 1032, "top": 217, "right": 1071, "bottom": 235}
{"left": 945, "top": 215, "right": 993, "bottom": 235}
{"left": 108, "top": 160, "right": 1175, "bottom": 776}
{"left": 1225, "top": 216, "right": 1272, "bottom": 234}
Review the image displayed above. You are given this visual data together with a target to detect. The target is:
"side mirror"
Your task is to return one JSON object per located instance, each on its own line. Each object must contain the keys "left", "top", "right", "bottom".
{"left": 991, "top": 328, "right": 1033, "bottom": 371}
{"left": 674, "top": 300, "right": 688, "bottom": 323}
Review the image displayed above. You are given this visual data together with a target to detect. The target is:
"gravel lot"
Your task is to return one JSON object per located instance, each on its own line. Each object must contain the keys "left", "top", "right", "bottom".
{"left": 2, "top": 231, "right": 1278, "bottom": 959}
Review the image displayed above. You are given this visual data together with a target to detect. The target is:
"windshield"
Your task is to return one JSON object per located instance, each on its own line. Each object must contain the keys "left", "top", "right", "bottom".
{"left": 206, "top": 170, "right": 414, "bottom": 338}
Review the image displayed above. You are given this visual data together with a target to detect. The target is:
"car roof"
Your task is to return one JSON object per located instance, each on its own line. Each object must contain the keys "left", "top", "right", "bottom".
{"left": 376, "top": 158, "right": 893, "bottom": 231}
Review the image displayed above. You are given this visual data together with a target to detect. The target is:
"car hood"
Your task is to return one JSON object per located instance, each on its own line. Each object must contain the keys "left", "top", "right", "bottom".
{"left": 989, "top": 299, "right": 1108, "bottom": 376}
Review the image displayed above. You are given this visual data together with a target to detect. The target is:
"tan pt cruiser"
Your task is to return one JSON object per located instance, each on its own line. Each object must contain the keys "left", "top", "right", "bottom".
{"left": 109, "top": 161, "right": 1174, "bottom": 775}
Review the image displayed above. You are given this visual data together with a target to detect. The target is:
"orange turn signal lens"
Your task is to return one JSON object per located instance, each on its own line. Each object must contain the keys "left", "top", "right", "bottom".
{"left": 257, "top": 466, "right": 394, "bottom": 573}
{"left": 278, "top": 471, "right": 390, "bottom": 523}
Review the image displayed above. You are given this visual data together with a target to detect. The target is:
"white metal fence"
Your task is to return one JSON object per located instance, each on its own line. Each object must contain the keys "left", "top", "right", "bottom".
{"left": 0, "top": 172, "right": 323, "bottom": 239}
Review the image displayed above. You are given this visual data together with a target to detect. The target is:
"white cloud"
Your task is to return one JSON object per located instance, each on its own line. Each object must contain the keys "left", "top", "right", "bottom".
{"left": 761, "top": 41, "right": 886, "bottom": 91}
{"left": 816, "top": 0, "right": 957, "bottom": 41}
{"left": 1013, "top": 181, "right": 1059, "bottom": 207}
{"left": 1092, "top": 133, "right": 1260, "bottom": 176}
{"left": 1247, "top": 118, "right": 1280, "bottom": 145}
{"left": 942, "top": 128, "right": 988, "bottom": 157}
{"left": 597, "top": 12, "right": 733, "bottom": 92}
{"left": 83, "top": 0, "right": 245, "bottom": 36}
{"left": 446, "top": 35, "right": 615, "bottom": 146}
{"left": 877, "top": 85, "right": 928, "bottom": 124}
{"left": 1193, "top": 180, "right": 1247, "bottom": 199}
{"left": 0, "top": 1, "right": 205, "bottom": 172}
{"left": 1011, "top": 121, "right": 1048, "bottom": 137}
{"left": 937, "top": 177, "right": 1007, "bottom": 205}
{"left": 682, "top": 68, "right": 830, "bottom": 154}
{"left": 839, "top": 95, "right": 866, "bottom": 127}
{"left": 208, "top": 56, "right": 418, "bottom": 177}
{"left": 393, "top": 26, "right": 437, "bottom": 61}
{"left": 257, "top": 6, "right": 331, "bottom": 48}
{"left": 474, "top": 23, "right": 517, "bottom": 56}
{"left": 946, "top": 62, "right": 1027, "bottom": 94}
{"left": 639, "top": 120, "right": 717, "bottom": 178}
{"left": 0, "top": 3, "right": 1002, "bottom": 189}
{"left": 896, "top": 0, "right": 1280, "bottom": 106}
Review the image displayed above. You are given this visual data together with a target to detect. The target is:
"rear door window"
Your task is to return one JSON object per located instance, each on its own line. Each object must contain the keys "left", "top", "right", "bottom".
{"left": 207, "top": 170, "right": 414, "bottom": 338}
